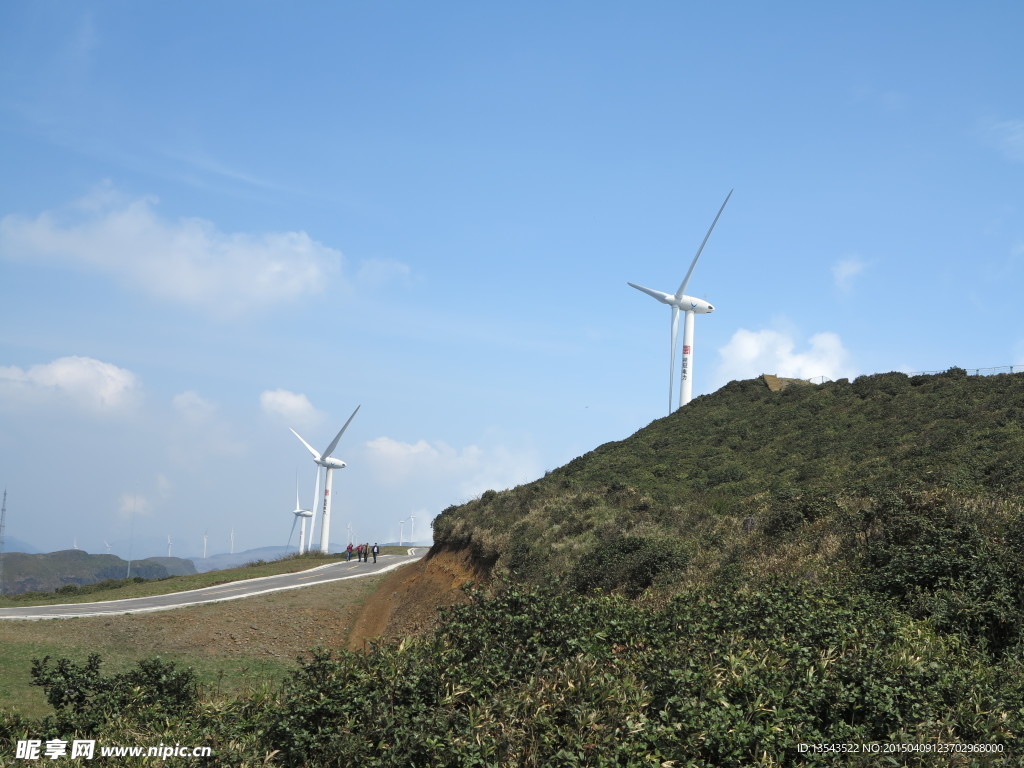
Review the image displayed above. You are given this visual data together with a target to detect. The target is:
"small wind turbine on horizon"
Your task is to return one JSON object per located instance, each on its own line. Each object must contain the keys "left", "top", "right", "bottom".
{"left": 628, "top": 189, "right": 732, "bottom": 413}
{"left": 291, "top": 405, "right": 360, "bottom": 555}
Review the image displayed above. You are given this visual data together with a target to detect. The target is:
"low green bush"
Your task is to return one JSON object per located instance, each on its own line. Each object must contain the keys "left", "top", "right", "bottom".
{"left": 18, "top": 583, "right": 1022, "bottom": 766}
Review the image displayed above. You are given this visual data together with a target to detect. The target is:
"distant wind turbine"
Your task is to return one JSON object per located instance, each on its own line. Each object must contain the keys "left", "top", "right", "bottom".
{"left": 291, "top": 406, "right": 360, "bottom": 554}
{"left": 166, "top": 536, "right": 172, "bottom": 558}
{"left": 287, "top": 474, "right": 314, "bottom": 554}
{"left": 628, "top": 189, "right": 732, "bottom": 412}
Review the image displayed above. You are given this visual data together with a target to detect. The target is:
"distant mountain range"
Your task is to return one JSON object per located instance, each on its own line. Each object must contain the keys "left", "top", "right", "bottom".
{"left": 0, "top": 549, "right": 197, "bottom": 595}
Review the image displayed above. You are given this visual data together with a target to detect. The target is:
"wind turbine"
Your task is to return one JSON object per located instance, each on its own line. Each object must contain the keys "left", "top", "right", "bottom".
{"left": 291, "top": 405, "right": 360, "bottom": 554}
{"left": 399, "top": 519, "right": 406, "bottom": 546}
{"left": 628, "top": 189, "right": 732, "bottom": 412}
{"left": 287, "top": 475, "right": 314, "bottom": 554}
{"left": 166, "top": 536, "right": 172, "bottom": 558}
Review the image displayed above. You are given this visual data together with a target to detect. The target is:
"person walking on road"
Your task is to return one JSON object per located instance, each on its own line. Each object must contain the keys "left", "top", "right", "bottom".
{"left": 372, "top": 543, "right": 379, "bottom": 563}
{"left": 346, "top": 543, "right": 353, "bottom": 562}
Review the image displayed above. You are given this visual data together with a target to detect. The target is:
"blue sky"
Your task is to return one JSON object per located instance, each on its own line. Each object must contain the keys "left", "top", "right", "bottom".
{"left": 1, "top": 2, "right": 1022, "bottom": 558}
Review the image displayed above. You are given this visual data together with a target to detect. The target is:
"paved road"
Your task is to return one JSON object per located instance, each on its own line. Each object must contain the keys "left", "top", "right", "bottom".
{"left": 0, "top": 550, "right": 423, "bottom": 621}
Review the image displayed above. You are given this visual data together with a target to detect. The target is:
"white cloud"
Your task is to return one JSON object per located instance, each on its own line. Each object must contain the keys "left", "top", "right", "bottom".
{"left": 0, "top": 355, "right": 140, "bottom": 413}
{"left": 260, "top": 389, "right": 322, "bottom": 428}
{"left": 982, "top": 118, "right": 1024, "bottom": 163}
{"left": 713, "top": 328, "right": 856, "bottom": 387}
{"left": 364, "top": 435, "right": 543, "bottom": 503}
{"left": 832, "top": 257, "right": 866, "bottom": 291}
{"left": 0, "top": 183, "right": 342, "bottom": 316}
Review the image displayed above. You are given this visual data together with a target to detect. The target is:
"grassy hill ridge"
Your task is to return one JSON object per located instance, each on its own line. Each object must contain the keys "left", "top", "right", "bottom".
{"left": 429, "top": 369, "right": 1024, "bottom": 658}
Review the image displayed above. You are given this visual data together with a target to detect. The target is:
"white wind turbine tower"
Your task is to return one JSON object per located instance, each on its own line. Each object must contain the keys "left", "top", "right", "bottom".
{"left": 287, "top": 475, "right": 314, "bottom": 554}
{"left": 628, "top": 190, "right": 732, "bottom": 413}
{"left": 166, "top": 536, "right": 172, "bottom": 557}
{"left": 291, "top": 405, "right": 361, "bottom": 554}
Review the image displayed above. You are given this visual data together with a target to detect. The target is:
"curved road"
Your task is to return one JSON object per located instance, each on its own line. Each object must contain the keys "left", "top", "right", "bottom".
{"left": 0, "top": 550, "right": 423, "bottom": 621}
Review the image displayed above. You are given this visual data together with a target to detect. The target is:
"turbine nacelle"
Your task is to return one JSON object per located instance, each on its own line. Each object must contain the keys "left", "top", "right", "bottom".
{"left": 680, "top": 295, "right": 714, "bottom": 314}
{"left": 627, "top": 283, "right": 715, "bottom": 314}
{"left": 319, "top": 457, "right": 348, "bottom": 470}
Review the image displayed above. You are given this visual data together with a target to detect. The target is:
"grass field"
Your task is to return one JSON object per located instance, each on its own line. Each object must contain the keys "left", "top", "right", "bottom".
{"left": 0, "top": 554, "right": 405, "bottom": 718}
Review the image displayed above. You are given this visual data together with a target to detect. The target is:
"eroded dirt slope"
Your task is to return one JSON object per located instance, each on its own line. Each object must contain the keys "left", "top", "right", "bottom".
{"left": 347, "top": 546, "right": 488, "bottom": 650}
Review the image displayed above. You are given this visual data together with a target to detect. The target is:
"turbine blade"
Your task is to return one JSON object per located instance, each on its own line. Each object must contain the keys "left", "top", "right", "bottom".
{"left": 670, "top": 306, "right": 680, "bottom": 414}
{"left": 676, "top": 189, "right": 732, "bottom": 299}
{"left": 628, "top": 282, "right": 672, "bottom": 303}
{"left": 321, "top": 405, "right": 361, "bottom": 459}
{"left": 290, "top": 429, "right": 321, "bottom": 461}
{"left": 287, "top": 515, "right": 298, "bottom": 550}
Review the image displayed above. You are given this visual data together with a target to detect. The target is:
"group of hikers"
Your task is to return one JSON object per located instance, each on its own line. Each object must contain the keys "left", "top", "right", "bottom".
{"left": 345, "top": 542, "right": 379, "bottom": 563}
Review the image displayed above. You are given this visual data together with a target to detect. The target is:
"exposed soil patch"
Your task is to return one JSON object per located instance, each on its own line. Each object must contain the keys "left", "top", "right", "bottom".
{"left": 347, "top": 546, "right": 488, "bottom": 650}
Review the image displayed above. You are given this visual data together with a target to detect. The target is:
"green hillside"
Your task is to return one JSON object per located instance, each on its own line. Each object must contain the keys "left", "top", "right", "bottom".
{"left": 435, "top": 369, "right": 1024, "bottom": 613}
{"left": 0, "top": 550, "right": 197, "bottom": 596}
